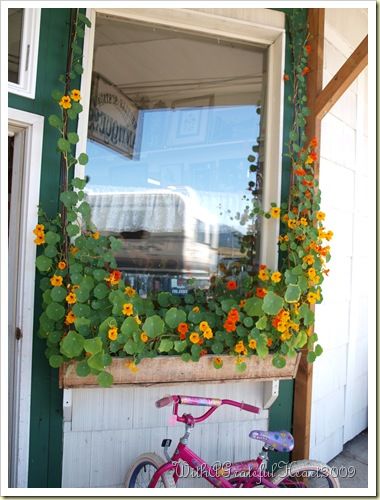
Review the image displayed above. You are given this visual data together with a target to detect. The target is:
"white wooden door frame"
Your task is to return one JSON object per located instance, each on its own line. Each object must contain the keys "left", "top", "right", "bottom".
{"left": 7, "top": 108, "right": 44, "bottom": 488}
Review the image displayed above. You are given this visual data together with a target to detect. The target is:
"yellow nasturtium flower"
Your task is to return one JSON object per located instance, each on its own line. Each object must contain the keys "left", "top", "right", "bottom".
{"left": 270, "top": 207, "right": 281, "bottom": 218}
{"left": 70, "top": 89, "right": 81, "bottom": 102}
{"left": 59, "top": 95, "right": 71, "bottom": 109}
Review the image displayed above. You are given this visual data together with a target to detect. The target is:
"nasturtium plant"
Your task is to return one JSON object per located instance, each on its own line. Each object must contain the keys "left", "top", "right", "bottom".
{"left": 34, "top": 10, "right": 330, "bottom": 387}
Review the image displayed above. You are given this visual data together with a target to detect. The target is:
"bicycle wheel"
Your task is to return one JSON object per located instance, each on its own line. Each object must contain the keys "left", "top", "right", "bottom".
{"left": 271, "top": 460, "right": 340, "bottom": 488}
{"left": 125, "top": 453, "right": 175, "bottom": 488}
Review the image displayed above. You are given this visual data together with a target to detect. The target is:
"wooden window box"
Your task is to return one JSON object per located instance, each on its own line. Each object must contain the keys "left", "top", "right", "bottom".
{"left": 59, "top": 353, "right": 301, "bottom": 388}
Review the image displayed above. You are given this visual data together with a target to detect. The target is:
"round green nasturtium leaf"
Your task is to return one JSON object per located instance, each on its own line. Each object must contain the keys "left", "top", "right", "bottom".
{"left": 78, "top": 153, "right": 88, "bottom": 165}
{"left": 83, "top": 337, "right": 103, "bottom": 355}
{"left": 211, "top": 342, "right": 224, "bottom": 355}
{"left": 67, "top": 223, "right": 80, "bottom": 237}
{"left": 93, "top": 283, "right": 109, "bottom": 299}
{"left": 97, "top": 371, "right": 113, "bottom": 388}
{"left": 158, "top": 339, "right": 173, "bottom": 353}
{"left": 272, "top": 355, "right": 287, "bottom": 369}
{"left": 236, "top": 362, "right": 247, "bottom": 373}
{"left": 174, "top": 340, "right": 187, "bottom": 353}
{"left": 48, "top": 330, "right": 63, "bottom": 343}
{"left": 67, "top": 132, "right": 79, "bottom": 144}
{"left": 60, "top": 331, "right": 84, "bottom": 358}
{"left": 48, "top": 114, "right": 62, "bottom": 128}
{"left": 71, "top": 177, "right": 87, "bottom": 190}
{"left": 121, "top": 317, "right": 140, "bottom": 336}
{"left": 315, "top": 344, "right": 323, "bottom": 357}
{"left": 157, "top": 292, "right": 172, "bottom": 307}
{"left": 44, "top": 231, "right": 60, "bottom": 245}
{"left": 76, "top": 360, "right": 91, "bottom": 377}
{"left": 67, "top": 108, "right": 78, "bottom": 120}
{"left": 36, "top": 255, "right": 52, "bottom": 272}
{"left": 262, "top": 291, "right": 284, "bottom": 316}
{"left": 164, "top": 307, "right": 187, "bottom": 329}
{"left": 244, "top": 297, "right": 263, "bottom": 317}
{"left": 72, "top": 303, "right": 91, "bottom": 318}
{"left": 50, "top": 286, "right": 67, "bottom": 302}
{"left": 51, "top": 89, "right": 62, "bottom": 101}
{"left": 44, "top": 245, "right": 58, "bottom": 258}
{"left": 181, "top": 353, "right": 191, "bottom": 362}
{"left": 284, "top": 284, "right": 301, "bottom": 303}
{"left": 93, "top": 269, "right": 107, "bottom": 282}
{"left": 46, "top": 302, "right": 65, "bottom": 321}
{"left": 60, "top": 190, "right": 78, "bottom": 208}
{"left": 142, "top": 315, "right": 165, "bottom": 338}
{"left": 307, "top": 351, "right": 317, "bottom": 363}
{"left": 75, "top": 287, "right": 90, "bottom": 303}
{"left": 87, "top": 352, "right": 105, "bottom": 371}
{"left": 49, "top": 354, "right": 64, "bottom": 368}
{"left": 74, "top": 63, "right": 84, "bottom": 75}
{"left": 57, "top": 138, "right": 71, "bottom": 152}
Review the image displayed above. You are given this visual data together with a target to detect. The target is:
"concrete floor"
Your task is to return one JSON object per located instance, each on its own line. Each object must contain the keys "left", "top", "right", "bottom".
{"left": 328, "top": 429, "right": 368, "bottom": 488}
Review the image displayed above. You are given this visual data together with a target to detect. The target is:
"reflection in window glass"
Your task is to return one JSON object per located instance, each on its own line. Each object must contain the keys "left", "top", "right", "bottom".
{"left": 8, "top": 8, "right": 24, "bottom": 84}
{"left": 86, "top": 16, "right": 267, "bottom": 296}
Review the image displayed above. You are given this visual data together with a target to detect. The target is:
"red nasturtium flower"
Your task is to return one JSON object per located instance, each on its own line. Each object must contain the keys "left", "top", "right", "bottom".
{"left": 310, "top": 137, "right": 318, "bottom": 148}
{"left": 256, "top": 287, "right": 267, "bottom": 299}
{"left": 283, "top": 73, "right": 290, "bottom": 81}
{"left": 224, "top": 318, "right": 237, "bottom": 333}
{"left": 177, "top": 322, "right": 189, "bottom": 335}
{"left": 302, "top": 66, "right": 311, "bottom": 76}
{"left": 226, "top": 280, "right": 237, "bottom": 291}
{"left": 294, "top": 168, "right": 306, "bottom": 176}
{"left": 305, "top": 43, "right": 312, "bottom": 54}
{"left": 228, "top": 308, "right": 239, "bottom": 322}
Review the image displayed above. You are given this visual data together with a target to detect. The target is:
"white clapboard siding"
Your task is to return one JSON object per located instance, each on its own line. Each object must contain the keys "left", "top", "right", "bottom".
{"left": 62, "top": 381, "right": 269, "bottom": 488}
{"left": 310, "top": 8, "right": 369, "bottom": 464}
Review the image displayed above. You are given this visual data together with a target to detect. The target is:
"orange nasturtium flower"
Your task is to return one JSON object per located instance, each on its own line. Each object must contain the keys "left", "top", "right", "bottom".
{"left": 50, "top": 275, "right": 63, "bottom": 287}
{"left": 316, "top": 211, "right": 326, "bottom": 221}
{"left": 199, "top": 321, "right": 210, "bottom": 333}
{"left": 57, "top": 261, "right": 66, "bottom": 270}
{"left": 303, "top": 255, "right": 315, "bottom": 266}
{"left": 59, "top": 95, "right": 71, "bottom": 109}
{"left": 108, "top": 326, "right": 118, "bottom": 341}
{"left": 189, "top": 332, "right": 200, "bottom": 344}
{"left": 248, "top": 338, "right": 257, "bottom": 350}
{"left": 228, "top": 308, "right": 239, "bottom": 322}
{"left": 65, "top": 292, "right": 77, "bottom": 304}
{"left": 126, "top": 361, "right": 139, "bottom": 373}
{"left": 140, "top": 332, "right": 149, "bottom": 343}
{"left": 203, "top": 328, "right": 213, "bottom": 340}
{"left": 122, "top": 303, "right": 134, "bottom": 316}
{"left": 305, "top": 43, "right": 312, "bottom": 54}
{"left": 70, "top": 89, "right": 81, "bottom": 102}
{"left": 271, "top": 272, "right": 282, "bottom": 283}
{"left": 92, "top": 231, "right": 100, "bottom": 240}
{"left": 302, "top": 66, "right": 310, "bottom": 76}
{"left": 70, "top": 245, "right": 79, "bottom": 256}
{"left": 177, "top": 322, "right": 189, "bottom": 335}
{"left": 270, "top": 207, "right": 281, "bottom": 218}
{"left": 125, "top": 286, "right": 136, "bottom": 297}
{"left": 234, "top": 341, "right": 247, "bottom": 355}
{"left": 106, "top": 270, "right": 122, "bottom": 286}
{"left": 258, "top": 269, "right": 269, "bottom": 281}
{"left": 64, "top": 310, "right": 76, "bottom": 325}
{"left": 214, "top": 357, "right": 223, "bottom": 368}
{"left": 267, "top": 338, "right": 273, "bottom": 347}
{"left": 283, "top": 73, "right": 290, "bottom": 81}
{"left": 34, "top": 234, "right": 45, "bottom": 245}
{"left": 192, "top": 306, "right": 200, "bottom": 313}
{"left": 307, "top": 292, "right": 318, "bottom": 304}
{"left": 226, "top": 280, "right": 237, "bottom": 291}
{"left": 134, "top": 315, "right": 142, "bottom": 325}
{"left": 239, "top": 299, "right": 246, "bottom": 308}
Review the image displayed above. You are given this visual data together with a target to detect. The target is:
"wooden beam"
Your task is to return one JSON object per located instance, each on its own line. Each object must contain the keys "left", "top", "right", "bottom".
{"left": 292, "top": 8, "right": 324, "bottom": 462}
{"left": 315, "top": 35, "right": 368, "bottom": 120}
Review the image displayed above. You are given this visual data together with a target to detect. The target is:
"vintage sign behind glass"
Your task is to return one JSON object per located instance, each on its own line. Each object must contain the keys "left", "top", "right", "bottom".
{"left": 88, "top": 72, "right": 140, "bottom": 159}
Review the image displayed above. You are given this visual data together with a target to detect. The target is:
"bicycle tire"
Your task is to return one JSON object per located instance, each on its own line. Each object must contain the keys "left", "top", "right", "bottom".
{"left": 125, "top": 452, "right": 176, "bottom": 488}
{"left": 270, "top": 459, "right": 340, "bottom": 488}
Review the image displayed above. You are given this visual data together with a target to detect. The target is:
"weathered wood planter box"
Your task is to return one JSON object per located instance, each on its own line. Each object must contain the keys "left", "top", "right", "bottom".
{"left": 59, "top": 353, "right": 301, "bottom": 388}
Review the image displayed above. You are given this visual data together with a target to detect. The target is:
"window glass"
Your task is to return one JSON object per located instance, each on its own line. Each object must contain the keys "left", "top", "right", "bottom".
{"left": 86, "top": 15, "right": 267, "bottom": 296}
{"left": 8, "top": 8, "right": 24, "bottom": 84}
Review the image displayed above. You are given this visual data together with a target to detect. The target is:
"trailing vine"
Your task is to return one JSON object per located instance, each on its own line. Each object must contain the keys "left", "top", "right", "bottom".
{"left": 34, "top": 10, "right": 332, "bottom": 387}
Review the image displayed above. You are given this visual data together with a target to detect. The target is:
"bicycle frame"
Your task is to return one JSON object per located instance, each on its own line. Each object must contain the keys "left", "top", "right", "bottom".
{"left": 148, "top": 442, "right": 278, "bottom": 488}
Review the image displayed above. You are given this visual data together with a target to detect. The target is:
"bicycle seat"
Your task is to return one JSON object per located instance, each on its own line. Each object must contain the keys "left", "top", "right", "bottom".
{"left": 249, "top": 430, "right": 294, "bottom": 452}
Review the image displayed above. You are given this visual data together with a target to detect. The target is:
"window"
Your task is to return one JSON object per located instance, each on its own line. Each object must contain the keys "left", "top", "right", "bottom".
{"left": 8, "top": 8, "right": 41, "bottom": 99}
{"left": 79, "top": 9, "right": 285, "bottom": 296}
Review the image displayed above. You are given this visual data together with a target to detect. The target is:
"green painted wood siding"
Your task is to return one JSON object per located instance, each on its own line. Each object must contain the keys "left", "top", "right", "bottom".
{"left": 8, "top": 9, "right": 72, "bottom": 488}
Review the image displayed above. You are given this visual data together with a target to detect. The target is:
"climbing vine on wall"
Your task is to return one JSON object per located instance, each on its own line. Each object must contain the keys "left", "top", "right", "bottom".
{"left": 34, "top": 9, "right": 332, "bottom": 387}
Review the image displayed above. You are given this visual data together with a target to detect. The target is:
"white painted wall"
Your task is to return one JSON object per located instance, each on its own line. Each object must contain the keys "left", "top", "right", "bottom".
{"left": 62, "top": 382, "right": 268, "bottom": 488}
{"left": 310, "top": 8, "right": 369, "bottom": 463}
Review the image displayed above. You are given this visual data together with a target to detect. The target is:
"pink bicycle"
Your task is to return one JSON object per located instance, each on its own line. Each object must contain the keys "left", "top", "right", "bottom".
{"left": 125, "top": 394, "right": 340, "bottom": 488}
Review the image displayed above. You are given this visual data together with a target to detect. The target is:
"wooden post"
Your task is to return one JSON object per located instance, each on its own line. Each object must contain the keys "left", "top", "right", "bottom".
{"left": 291, "top": 8, "right": 324, "bottom": 462}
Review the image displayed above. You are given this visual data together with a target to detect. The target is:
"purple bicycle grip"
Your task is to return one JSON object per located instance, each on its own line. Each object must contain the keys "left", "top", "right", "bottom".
{"left": 155, "top": 395, "right": 179, "bottom": 408}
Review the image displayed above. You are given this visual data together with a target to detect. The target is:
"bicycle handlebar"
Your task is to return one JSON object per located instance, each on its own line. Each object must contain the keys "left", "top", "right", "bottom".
{"left": 155, "top": 395, "right": 260, "bottom": 422}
